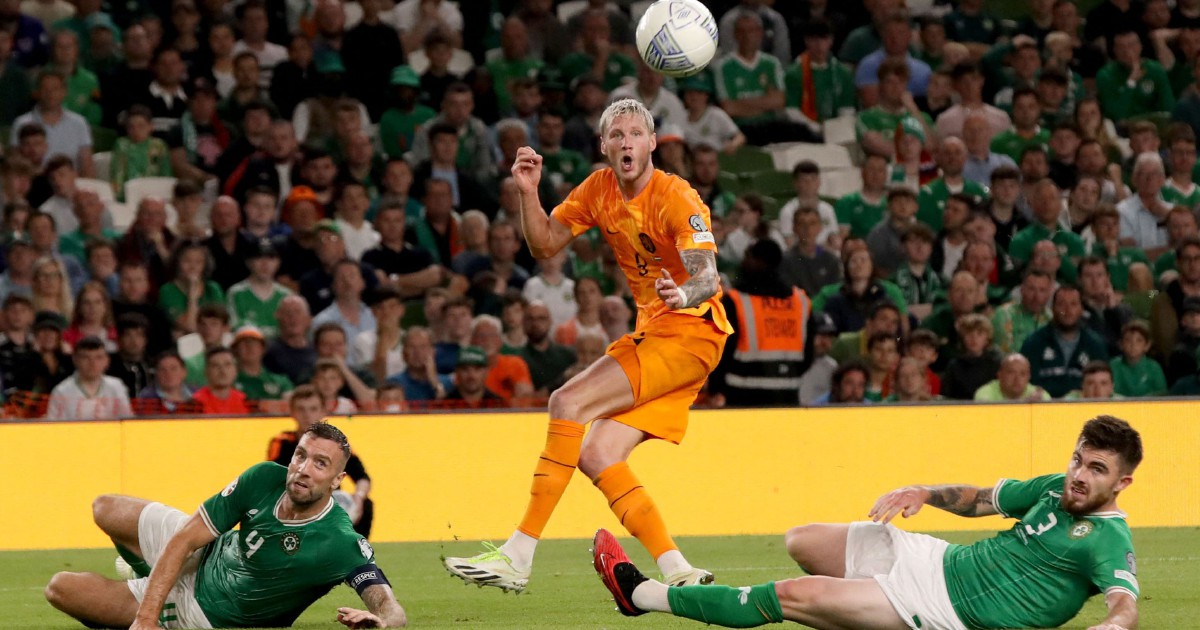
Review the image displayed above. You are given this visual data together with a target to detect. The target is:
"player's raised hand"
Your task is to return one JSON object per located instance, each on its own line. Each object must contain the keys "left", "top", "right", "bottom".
{"left": 336, "top": 606, "right": 385, "bottom": 628}
{"left": 510, "top": 146, "right": 543, "bottom": 195}
{"left": 656, "top": 269, "right": 685, "bottom": 309}
{"left": 868, "top": 486, "right": 931, "bottom": 524}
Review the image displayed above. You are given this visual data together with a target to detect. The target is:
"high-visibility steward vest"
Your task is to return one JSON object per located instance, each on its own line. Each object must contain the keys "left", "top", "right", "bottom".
{"left": 724, "top": 287, "right": 811, "bottom": 404}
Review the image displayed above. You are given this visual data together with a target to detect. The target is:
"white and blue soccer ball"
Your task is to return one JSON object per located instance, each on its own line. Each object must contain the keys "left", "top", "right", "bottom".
{"left": 635, "top": 0, "right": 719, "bottom": 78}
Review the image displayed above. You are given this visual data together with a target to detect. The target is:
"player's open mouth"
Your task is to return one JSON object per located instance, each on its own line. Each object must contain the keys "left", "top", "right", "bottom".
{"left": 1070, "top": 486, "right": 1086, "bottom": 497}
{"left": 621, "top": 155, "right": 634, "bottom": 171}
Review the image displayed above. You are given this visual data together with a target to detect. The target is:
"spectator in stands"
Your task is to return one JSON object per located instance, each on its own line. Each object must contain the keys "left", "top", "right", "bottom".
{"left": 611, "top": 58, "right": 686, "bottom": 129}
{"left": 30, "top": 310, "right": 71, "bottom": 394}
{"left": 939, "top": 313, "right": 1002, "bottom": 400}
{"left": 387, "top": 326, "right": 450, "bottom": 401}
{"left": 226, "top": 119, "right": 300, "bottom": 204}
{"left": 993, "top": 269, "right": 1054, "bottom": 353}
{"left": 407, "top": 178, "right": 460, "bottom": 269}
{"left": 299, "top": 220, "right": 379, "bottom": 313}
{"left": 780, "top": 205, "right": 842, "bottom": 300}
{"left": 795, "top": 312, "right": 838, "bottom": 405}
{"left": 686, "top": 144, "right": 735, "bottom": 219}
{"left": 832, "top": 154, "right": 887, "bottom": 241}
{"left": 231, "top": 325, "right": 292, "bottom": 402}
{"left": 500, "top": 291, "right": 529, "bottom": 350}
{"left": 106, "top": 312, "right": 150, "bottom": 397}
{"left": 560, "top": 329, "right": 607, "bottom": 384}
{"left": 231, "top": 1, "right": 285, "bottom": 86}
{"left": 487, "top": 18, "right": 543, "bottom": 117}
{"left": 917, "top": 138, "right": 985, "bottom": 232}
{"left": 37, "top": 155, "right": 81, "bottom": 234}
{"left": 1152, "top": 206, "right": 1200, "bottom": 280}
{"left": 855, "top": 12, "right": 932, "bottom": 107}
{"left": 310, "top": 357, "right": 359, "bottom": 413}
{"left": 63, "top": 280, "right": 115, "bottom": 350}
{"left": 352, "top": 287, "right": 406, "bottom": 386}
{"left": 11, "top": 71, "right": 94, "bottom": 176}
{"left": 109, "top": 261, "right": 170, "bottom": 357}
{"left": 1172, "top": 52, "right": 1200, "bottom": 138}
{"left": 961, "top": 112, "right": 1015, "bottom": 187}
{"left": 936, "top": 62, "right": 1010, "bottom": 140}
{"left": 551, "top": 276, "right": 601, "bottom": 346}
{"left": 201, "top": 197, "right": 253, "bottom": 291}
{"left": 465, "top": 220, "right": 530, "bottom": 292}
{"left": 1097, "top": 27, "right": 1175, "bottom": 120}
{"left": 329, "top": 182, "right": 378, "bottom": 261}
{"left": 1165, "top": 296, "right": 1200, "bottom": 384}
{"left": 1022, "top": 284, "right": 1109, "bottom": 398}
{"left": 47, "top": 30, "right": 100, "bottom": 126}
{"left": 784, "top": 18, "right": 855, "bottom": 125}
{"left": 442, "top": 345, "right": 500, "bottom": 408}
{"left": 339, "top": 0, "right": 401, "bottom": 119}
{"left": 99, "top": 24, "right": 152, "bottom": 128}
{"left": 240, "top": 187, "right": 287, "bottom": 241}
{"left": 779, "top": 161, "right": 838, "bottom": 249}
{"left": 84, "top": 240, "right": 118, "bottom": 295}
{"left": 882, "top": 356, "right": 933, "bottom": 403}
{"left": 167, "top": 77, "right": 227, "bottom": 184}
{"left": 562, "top": 73, "right": 606, "bottom": 161}
{"left": 919, "top": 269, "right": 981, "bottom": 361}
{"left": 1078, "top": 255, "right": 1135, "bottom": 353}
{"left": 1118, "top": 153, "right": 1172, "bottom": 255}
{"left": 678, "top": 73, "right": 743, "bottom": 156}
{"left": 1, "top": 157, "right": 36, "bottom": 208}
{"left": 31, "top": 256, "right": 73, "bottom": 318}
{"left": 1064, "top": 360, "right": 1118, "bottom": 399}
{"left": 311, "top": 258, "right": 376, "bottom": 345}
{"left": 1064, "top": 176, "right": 1103, "bottom": 235}
{"left": 46, "top": 335, "right": 132, "bottom": 419}
{"left": 866, "top": 187, "right": 918, "bottom": 275}
{"left": 410, "top": 123, "right": 491, "bottom": 213}
{"left": 722, "top": 193, "right": 785, "bottom": 266}
{"left": 597, "top": 294, "right": 630, "bottom": 341}
{"left": 158, "top": 240, "right": 224, "bottom": 335}
{"left": 109, "top": 104, "right": 171, "bottom": 200}
{"left": 812, "top": 359, "right": 869, "bottom": 405}
{"left": 178, "top": 304, "right": 229, "bottom": 386}
{"left": 116, "top": 197, "right": 175, "bottom": 288}
{"left": 134, "top": 350, "right": 194, "bottom": 414}
{"left": 0, "top": 294, "right": 36, "bottom": 396}
{"left": 139, "top": 47, "right": 187, "bottom": 135}
{"left": 0, "top": 233, "right": 36, "bottom": 301}
{"left": 312, "top": 322, "right": 378, "bottom": 399}
{"left": 362, "top": 201, "right": 442, "bottom": 299}
{"left": 58, "top": 190, "right": 117, "bottom": 266}
{"left": 519, "top": 300, "right": 575, "bottom": 396}
{"left": 471, "top": 313, "right": 533, "bottom": 402}
{"left": 930, "top": 192, "right": 973, "bottom": 282}
{"left": 829, "top": 300, "right": 901, "bottom": 363}
{"left": 990, "top": 89, "right": 1049, "bottom": 165}
{"left": 1010, "top": 180, "right": 1085, "bottom": 279}
{"left": 378, "top": 67, "right": 437, "bottom": 161}
{"left": 973, "top": 352, "right": 1046, "bottom": 401}
{"left": 28, "top": 211, "right": 87, "bottom": 292}
{"left": 1046, "top": 123, "right": 1082, "bottom": 191}
{"left": 535, "top": 108, "right": 589, "bottom": 198}
{"left": 0, "top": 29, "right": 34, "bottom": 127}
{"left": 451, "top": 209, "right": 489, "bottom": 277}
{"left": 557, "top": 9, "right": 635, "bottom": 92}
{"left": 856, "top": 59, "right": 933, "bottom": 159}
{"left": 521, "top": 248, "right": 574, "bottom": 327}
{"left": 192, "top": 346, "right": 249, "bottom": 413}
{"left": 892, "top": 223, "right": 942, "bottom": 315}
{"left": 428, "top": 295, "right": 469, "bottom": 374}
{"left": 410, "top": 82, "right": 496, "bottom": 184}
{"left": 262, "top": 295, "right": 315, "bottom": 386}
{"left": 718, "top": 0, "right": 790, "bottom": 61}
{"left": 715, "top": 12, "right": 817, "bottom": 145}
{"left": 168, "top": 179, "right": 206, "bottom": 240}
{"left": 1111, "top": 319, "right": 1167, "bottom": 397}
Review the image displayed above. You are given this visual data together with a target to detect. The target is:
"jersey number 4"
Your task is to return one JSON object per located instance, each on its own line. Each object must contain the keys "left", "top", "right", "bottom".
{"left": 244, "top": 530, "right": 265, "bottom": 558}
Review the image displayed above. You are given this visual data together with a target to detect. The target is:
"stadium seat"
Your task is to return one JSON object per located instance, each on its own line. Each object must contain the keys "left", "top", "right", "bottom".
{"left": 558, "top": 0, "right": 620, "bottom": 22}
{"left": 124, "top": 176, "right": 178, "bottom": 211}
{"left": 76, "top": 177, "right": 116, "bottom": 202}
{"left": 718, "top": 146, "right": 774, "bottom": 174}
{"left": 90, "top": 126, "right": 117, "bottom": 153}
{"left": 822, "top": 116, "right": 857, "bottom": 147}
{"left": 749, "top": 170, "right": 796, "bottom": 200}
{"left": 108, "top": 202, "right": 135, "bottom": 231}
{"left": 92, "top": 151, "right": 112, "bottom": 182}
{"left": 407, "top": 47, "right": 476, "bottom": 76}
{"left": 764, "top": 142, "right": 854, "bottom": 172}
{"left": 819, "top": 167, "right": 863, "bottom": 199}
{"left": 716, "top": 170, "right": 744, "bottom": 195}
{"left": 630, "top": 0, "right": 653, "bottom": 22}
{"left": 760, "top": 195, "right": 781, "bottom": 221}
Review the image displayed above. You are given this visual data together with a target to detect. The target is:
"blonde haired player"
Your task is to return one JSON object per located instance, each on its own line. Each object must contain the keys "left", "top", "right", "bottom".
{"left": 444, "top": 98, "right": 732, "bottom": 591}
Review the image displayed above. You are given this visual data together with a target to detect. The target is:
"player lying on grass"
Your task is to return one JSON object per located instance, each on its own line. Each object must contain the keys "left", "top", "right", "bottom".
{"left": 44, "top": 422, "right": 407, "bottom": 629}
{"left": 594, "top": 415, "right": 1141, "bottom": 630}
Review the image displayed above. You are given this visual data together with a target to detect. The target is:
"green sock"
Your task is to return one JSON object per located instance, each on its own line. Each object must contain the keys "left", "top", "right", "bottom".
{"left": 666, "top": 582, "right": 784, "bottom": 628}
{"left": 116, "top": 543, "right": 152, "bottom": 578}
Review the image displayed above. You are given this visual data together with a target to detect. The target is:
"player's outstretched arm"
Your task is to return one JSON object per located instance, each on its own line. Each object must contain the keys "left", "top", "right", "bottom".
{"left": 869, "top": 484, "right": 998, "bottom": 524}
{"left": 337, "top": 583, "right": 407, "bottom": 628}
{"left": 511, "top": 146, "right": 573, "bottom": 258}
{"left": 1088, "top": 591, "right": 1138, "bottom": 630}
{"left": 129, "top": 515, "right": 217, "bottom": 630}
{"left": 658, "top": 250, "right": 719, "bottom": 309}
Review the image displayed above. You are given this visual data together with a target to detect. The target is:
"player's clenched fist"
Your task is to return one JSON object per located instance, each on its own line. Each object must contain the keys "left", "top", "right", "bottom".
{"left": 868, "top": 486, "right": 931, "bottom": 524}
{"left": 511, "top": 146, "right": 543, "bottom": 194}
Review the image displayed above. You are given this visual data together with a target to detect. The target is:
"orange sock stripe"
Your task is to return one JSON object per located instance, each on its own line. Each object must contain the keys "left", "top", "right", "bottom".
{"left": 517, "top": 419, "right": 585, "bottom": 539}
{"left": 593, "top": 462, "right": 678, "bottom": 558}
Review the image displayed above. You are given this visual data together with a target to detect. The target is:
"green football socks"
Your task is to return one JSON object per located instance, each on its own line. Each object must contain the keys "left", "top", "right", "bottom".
{"left": 666, "top": 582, "right": 785, "bottom": 628}
{"left": 116, "top": 544, "right": 152, "bottom": 578}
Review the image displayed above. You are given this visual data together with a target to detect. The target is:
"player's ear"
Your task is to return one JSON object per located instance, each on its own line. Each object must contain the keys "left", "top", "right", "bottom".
{"left": 649, "top": 133, "right": 657, "bottom": 152}
{"left": 1115, "top": 473, "right": 1133, "bottom": 494}
{"left": 333, "top": 470, "right": 347, "bottom": 490}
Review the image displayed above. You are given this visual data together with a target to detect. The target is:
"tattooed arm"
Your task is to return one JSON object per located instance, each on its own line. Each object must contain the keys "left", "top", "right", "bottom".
{"left": 868, "top": 484, "right": 998, "bottom": 523}
{"left": 657, "top": 249, "right": 720, "bottom": 309}
{"left": 337, "top": 584, "right": 407, "bottom": 628}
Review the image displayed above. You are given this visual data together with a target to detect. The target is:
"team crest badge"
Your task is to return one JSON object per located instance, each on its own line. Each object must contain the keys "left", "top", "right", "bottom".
{"left": 220, "top": 478, "right": 238, "bottom": 497}
{"left": 688, "top": 214, "right": 707, "bottom": 232}
{"left": 1068, "top": 521, "right": 1093, "bottom": 540}
{"left": 1126, "top": 551, "right": 1137, "bottom": 574}
{"left": 358, "top": 537, "right": 374, "bottom": 559}
{"left": 281, "top": 532, "right": 301, "bottom": 555}
{"left": 638, "top": 233, "right": 656, "bottom": 253}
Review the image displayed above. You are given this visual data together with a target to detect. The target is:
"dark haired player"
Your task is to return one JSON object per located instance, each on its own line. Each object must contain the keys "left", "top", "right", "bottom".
{"left": 596, "top": 415, "right": 1142, "bottom": 630}
{"left": 45, "top": 423, "right": 407, "bottom": 629}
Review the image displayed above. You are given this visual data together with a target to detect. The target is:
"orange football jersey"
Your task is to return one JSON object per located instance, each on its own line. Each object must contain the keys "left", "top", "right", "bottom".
{"left": 551, "top": 168, "right": 732, "bottom": 334}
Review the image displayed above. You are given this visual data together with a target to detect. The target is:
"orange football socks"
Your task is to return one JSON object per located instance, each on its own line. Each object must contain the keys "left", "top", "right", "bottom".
{"left": 593, "top": 461, "right": 677, "bottom": 559}
{"left": 517, "top": 419, "right": 585, "bottom": 538}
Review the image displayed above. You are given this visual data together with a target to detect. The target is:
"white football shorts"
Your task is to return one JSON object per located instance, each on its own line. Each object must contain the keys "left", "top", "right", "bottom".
{"left": 845, "top": 521, "right": 968, "bottom": 630}
{"left": 125, "top": 501, "right": 213, "bottom": 629}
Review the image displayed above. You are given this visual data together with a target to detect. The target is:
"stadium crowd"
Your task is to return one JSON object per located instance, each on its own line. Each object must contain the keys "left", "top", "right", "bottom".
{"left": 2, "top": 0, "right": 1200, "bottom": 420}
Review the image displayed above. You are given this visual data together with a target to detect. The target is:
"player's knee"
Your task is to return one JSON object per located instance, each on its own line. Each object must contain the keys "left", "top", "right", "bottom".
{"left": 92, "top": 494, "right": 119, "bottom": 525}
{"left": 784, "top": 524, "right": 819, "bottom": 564}
{"left": 774, "top": 576, "right": 832, "bottom": 611}
{"left": 577, "top": 441, "right": 612, "bottom": 478}
{"left": 547, "top": 388, "right": 584, "bottom": 420}
{"left": 44, "top": 572, "right": 75, "bottom": 608}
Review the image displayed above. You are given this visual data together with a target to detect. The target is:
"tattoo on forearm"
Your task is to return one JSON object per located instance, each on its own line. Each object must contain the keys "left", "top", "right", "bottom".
{"left": 362, "top": 584, "right": 394, "bottom": 615}
{"left": 678, "top": 249, "right": 718, "bottom": 308}
{"left": 926, "top": 485, "right": 994, "bottom": 517}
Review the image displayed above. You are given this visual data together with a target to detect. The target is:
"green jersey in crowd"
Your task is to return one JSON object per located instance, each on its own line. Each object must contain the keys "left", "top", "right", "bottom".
{"left": 989, "top": 127, "right": 1049, "bottom": 164}
{"left": 835, "top": 190, "right": 888, "bottom": 239}
{"left": 235, "top": 369, "right": 294, "bottom": 400}
{"left": 916, "top": 178, "right": 988, "bottom": 231}
{"left": 227, "top": 280, "right": 293, "bottom": 339}
{"left": 944, "top": 474, "right": 1139, "bottom": 629}
{"left": 1161, "top": 178, "right": 1200, "bottom": 208}
{"left": 196, "top": 462, "right": 378, "bottom": 628}
{"left": 783, "top": 56, "right": 856, "bottom": 122}
{"left": 1095, "top": 59, "right": 1175, "bottom": 121}
{"left": 713, "top": 52, "right": 787, "bottom": 125}
{"left": 1110, "top": 355, "right": 1167, "bottom": 397}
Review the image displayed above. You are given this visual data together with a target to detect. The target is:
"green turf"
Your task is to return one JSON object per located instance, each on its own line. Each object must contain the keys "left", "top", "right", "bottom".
{"left": 6, "top": 528, "right": 1198, "bottom": 629}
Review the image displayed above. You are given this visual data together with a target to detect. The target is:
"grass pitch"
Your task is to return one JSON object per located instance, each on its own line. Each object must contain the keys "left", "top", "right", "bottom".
{"left": 4, "top": 528, "right": 1197, "bottom": 629}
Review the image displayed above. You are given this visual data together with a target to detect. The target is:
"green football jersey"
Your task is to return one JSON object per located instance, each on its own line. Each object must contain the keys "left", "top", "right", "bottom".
{"left": 990, "top": 128, "right": 1049, "bottom": 163}
{"left": 227, "top": 281, "right": 293, "bottom": 339}
{"left": 855, "top": 108, "right": 931, "bottom": 146}
{"left": 835, "top": 190, "right": 888, "bottom": 238}
{"left": 196, "top": 462, "right": 375, "bottom": 628}
{"left": 1162, "top": 179, "right": 1200, "bottom": 208}
{"left": 944, "top": 474, "right": 1139, "bottom": 630}
{"left": 917, "top": 178, "right": 988, "bottom": 231}
{"left": 713, "top": 52, "right": 787, "bottom": 125}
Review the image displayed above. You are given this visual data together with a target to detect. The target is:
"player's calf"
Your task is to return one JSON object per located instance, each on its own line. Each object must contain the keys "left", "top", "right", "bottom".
{"left": 784, "top": 523, "right": 850, "bottom": 577}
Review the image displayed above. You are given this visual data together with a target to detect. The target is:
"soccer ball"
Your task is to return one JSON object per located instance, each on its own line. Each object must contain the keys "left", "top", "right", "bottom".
{"left": 635, "top": 0, "right": 719, "bottom": 78}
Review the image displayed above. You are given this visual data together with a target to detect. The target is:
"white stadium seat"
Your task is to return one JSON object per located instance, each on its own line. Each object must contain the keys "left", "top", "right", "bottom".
{"left": 763, "top": 142, "right": 854, "bottom": 172}
{"left": 124, "top": 177, "right": 178, "bottom": 211}
{"left": 75, "top": 177, "right": 116, "bottom": 202}
{"left": 92, "top": 152, "right": 113, "bottom": 182}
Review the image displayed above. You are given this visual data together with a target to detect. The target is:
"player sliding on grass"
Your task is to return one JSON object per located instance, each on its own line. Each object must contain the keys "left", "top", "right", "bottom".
{"left": 444, "top": 98, "right": 732, "bottom": 592}
{"left": 595, "top": 415, "right": 1142, "bottom": 630}
{"left": 44, "top": 421, "right": 407, "bottom": 629}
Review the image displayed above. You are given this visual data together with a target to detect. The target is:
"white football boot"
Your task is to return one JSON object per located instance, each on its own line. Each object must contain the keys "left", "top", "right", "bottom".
{"left": 443, "top": 542, "right": 530, "bottom": 593}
